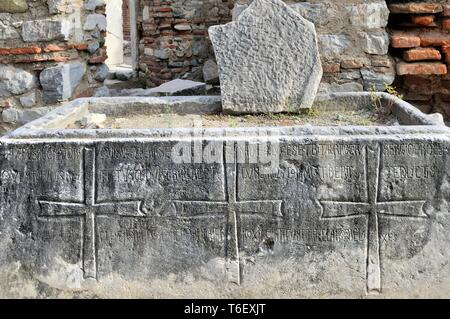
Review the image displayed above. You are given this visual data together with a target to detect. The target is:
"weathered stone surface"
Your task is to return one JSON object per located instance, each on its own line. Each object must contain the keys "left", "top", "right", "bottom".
{"left": 114, "top": 67, "right": 135, "bottom": 81}
{"left": 40, "top": 62, "right": 86, "bottom": 104}
{"left": 0, "top": 94, "right": 449, "bottom": 298}
{"left": 347, "top": 2, "right": 390, "bottom": 29}
{"left": 362, "top": 32, "right": 389, "bottom": 55}
{"left": 361, "top": 68, "right": 395, "bottom": 91}
{"left": 47, "top": 0, "right": 71, "bottom": 14}
{"left": 19, "top": 91, "right": 37, "bottom": 108}
{"left": 153, "top": 48, "right": 169, "bottom": 60}
{"left": 0, "top": 0, "right": 28, "bottom": 13}
{"left": 83, "top": 14, "right": 107, "bottom": 32}
{"left": 142, "top": 79, "right": 206, "bottom": 96}
{"left": 85, "top": 0, "right": 105, "bottom": 11}
{"left": 319, "top": 82, "right": 364, "bottom": 94}
{"left": 0, "top": 21, "right": 20, "bottom": 40}
{"left": 290, "top": 2, "right": 329, "bottom": 26}
{"left": 233, "top": 2, "right": 329, "bottom": 26}
{"left": 232, "top": 3, "right": 248, "bottom": 21}
{"left": 319, "top": 34, "right": 352, "bottom": 59}
{"left": 22, "top": 19, "right": 71, "bottom": 42}
{"left": 2, "top": 106, "right": 53, "bottom": 124}
{"left": 94, "top": 64, "right": 109, "bottom": 82}
{"left": 0, "top": 66, "right": 36, "bottom": 97}
{"left": 209, "top": 0, "right": 322, "bottom": 113}
{"left": 202, "top": 60, "right": 219, "bottom": 85}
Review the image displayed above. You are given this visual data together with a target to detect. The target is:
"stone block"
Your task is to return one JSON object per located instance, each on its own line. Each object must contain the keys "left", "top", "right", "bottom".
{"left": 85, "top": 0, "right": 105, "bottom": 11}
{"left": 0, "top": 66, "right": 36, "bottom": 98}
{"left": 210, "top": 0, "right": 322, "bottom": 113}
{"left": 19, "top": 91, "right": 37, "bottom": 108}
{"left": 202, "top": 60, "right": 219, "bottom": 85}
{"left": 362, "top": 32, "right": 389, "bottom": 55}
{"left": 319, "top": 34, "right": 352, "bottom": 59}
{"left": 348, "top": 2, "right": 390, "bottom": 29}
{"left": 0, "top": 21, "right": 20, "bottom": 40}
{"left": 0, "top": 95, "right": 448, "bottom": 298}
{"left": 0, "top": 0, "right": 28, "bottom": 13}
{"left": 83, "top": 14, "right": 107, "bottom": 32}
{"left": 290, "top": 3, "right": 329, "bottom": 26}
{"left": 2, "top": 106, "right": 53, "bottom": 124}
{"left": 361, "top": 68, "right": 395, "bottom": 91}
{"left": 47, "top": 0, "right": 71, "bottom": 14}
{"left": 22, "top": 19, "right": 71, "bottom": 42}
{"left": 40, "top": 62, "right": 86, "bottom": 104}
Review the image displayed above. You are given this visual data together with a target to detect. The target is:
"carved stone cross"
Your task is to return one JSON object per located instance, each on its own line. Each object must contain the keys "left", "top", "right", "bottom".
{"left": 174, "top": 143, "right": 283, "bottom": 284}
{"left": 37, "top": 148, "right": 145, "bottom": 280}
{"left": 319, "top": 144, "right": 428, "bottom": 294}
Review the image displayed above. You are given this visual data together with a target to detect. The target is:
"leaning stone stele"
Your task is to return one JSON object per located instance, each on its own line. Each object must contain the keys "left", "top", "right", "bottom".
{"left": 209, "top": 0, "right": 323, "bottom": 114}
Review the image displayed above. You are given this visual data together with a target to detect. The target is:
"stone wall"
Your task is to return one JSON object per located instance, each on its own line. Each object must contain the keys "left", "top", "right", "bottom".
{"left": 137, "top": 0, "right": 233, "bottom": 87}
{"left": 387, "top": 1, "right": 450, "bottom": 118}
{"left": 0, "top": 0, "right": 108, "bottom": 124}
{"left": 123, "top": 0, "right": 131, "bottom": 41}
{"left": 138, "top": 0, "right": 395, "bottom": 93}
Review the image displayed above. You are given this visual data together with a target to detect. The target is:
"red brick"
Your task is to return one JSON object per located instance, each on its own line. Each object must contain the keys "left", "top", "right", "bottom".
{"left": 403, "top": 75, "right": 432, "bottom": 94}
{"left": 396, "top": 62, "right": 447, "bottom": 75}
{"left": 73, "top": 88, "right": 94, "bottom": 99}
{"left": 322, "top": 62, "right": 340, "bottom": 73}
{"left": 43, "top": 44, "right": 66, "bottom": 52}
{"left": 403, "top": 47, "right": 442, "bottom": 61}
{"left": 419, "top": 31, "right": 450, "bottom": 46}
{"left": 52, "top": 56, "right": 71, "bottom": 62}
{"left": 388, "top": 3, "right": 443, "bottom": 14}
{"left": 443, "top": 46, "right": 450, "bottom": 55}
{"left": 411, "top": 15, "right": 435, "bottom": 27}
{"left": 155, "top": 7, "right": 172, "bottom": 12}
{"left": 68, "top": 43, "right": 89, "bottom": 51}
{"left": 443, "top": 19, "right": 450, "bottom": 31}
{"left": 0, "top": 46, "right": 42, "bottom": 55}
{"left": 444, "top": 45, "right": 450, "bottom": 63}
{"left": 88, "top": 55, "right": 107, "bottom": 64}
{"left": 391, "top": 32, "right": 421, "bottom": 48}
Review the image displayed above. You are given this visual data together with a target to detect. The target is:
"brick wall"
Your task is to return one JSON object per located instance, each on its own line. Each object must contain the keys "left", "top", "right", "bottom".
{"left": 137, "top": 0, "right": 395, "bottom": 94}
{"left": 138, "top": 0, "right": 234, "bottom": 87}
{"left": 388, "top": 1, "right": 450, "bottom": 118}
{"left": 0, "top": 0, "right": 108, "bottom": 123}
{"left": 123, "top": 0, "right": 131, "bottom": 41}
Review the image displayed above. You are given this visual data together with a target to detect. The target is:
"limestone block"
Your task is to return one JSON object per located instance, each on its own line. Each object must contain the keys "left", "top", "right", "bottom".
{"left": 40, "top": 62, "right": 86, "bottom": 104}
{"left": 209, "top": 0, "right": 322, "bottom": 113}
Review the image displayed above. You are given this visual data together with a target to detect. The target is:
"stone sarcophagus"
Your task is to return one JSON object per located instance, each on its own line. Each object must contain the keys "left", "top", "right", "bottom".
{"left": 0, "top": 94, "right": 449, "bottom": 298}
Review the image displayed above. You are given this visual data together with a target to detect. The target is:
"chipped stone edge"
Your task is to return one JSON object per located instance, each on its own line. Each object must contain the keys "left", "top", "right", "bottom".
{"left": 2, "top": 93, "right": 449, "bottom": 141}
{"left": 208, "top": 0, "right": 323, "bottom": 112}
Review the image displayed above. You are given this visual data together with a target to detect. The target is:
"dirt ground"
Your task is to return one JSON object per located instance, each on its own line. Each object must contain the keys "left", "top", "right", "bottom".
{"left": 67, "top": 109, "right": 396, "bottom": 129}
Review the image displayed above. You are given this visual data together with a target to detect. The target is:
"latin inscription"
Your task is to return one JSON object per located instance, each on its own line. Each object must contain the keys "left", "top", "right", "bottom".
{"left": 99, "top": 164, "right": 221, "bottom": 184}
{"left": 280, "top": 143, "right": 364, "bottom": 157}
{"left": 240, "top": 165, "right": 359, "bottom": 182}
